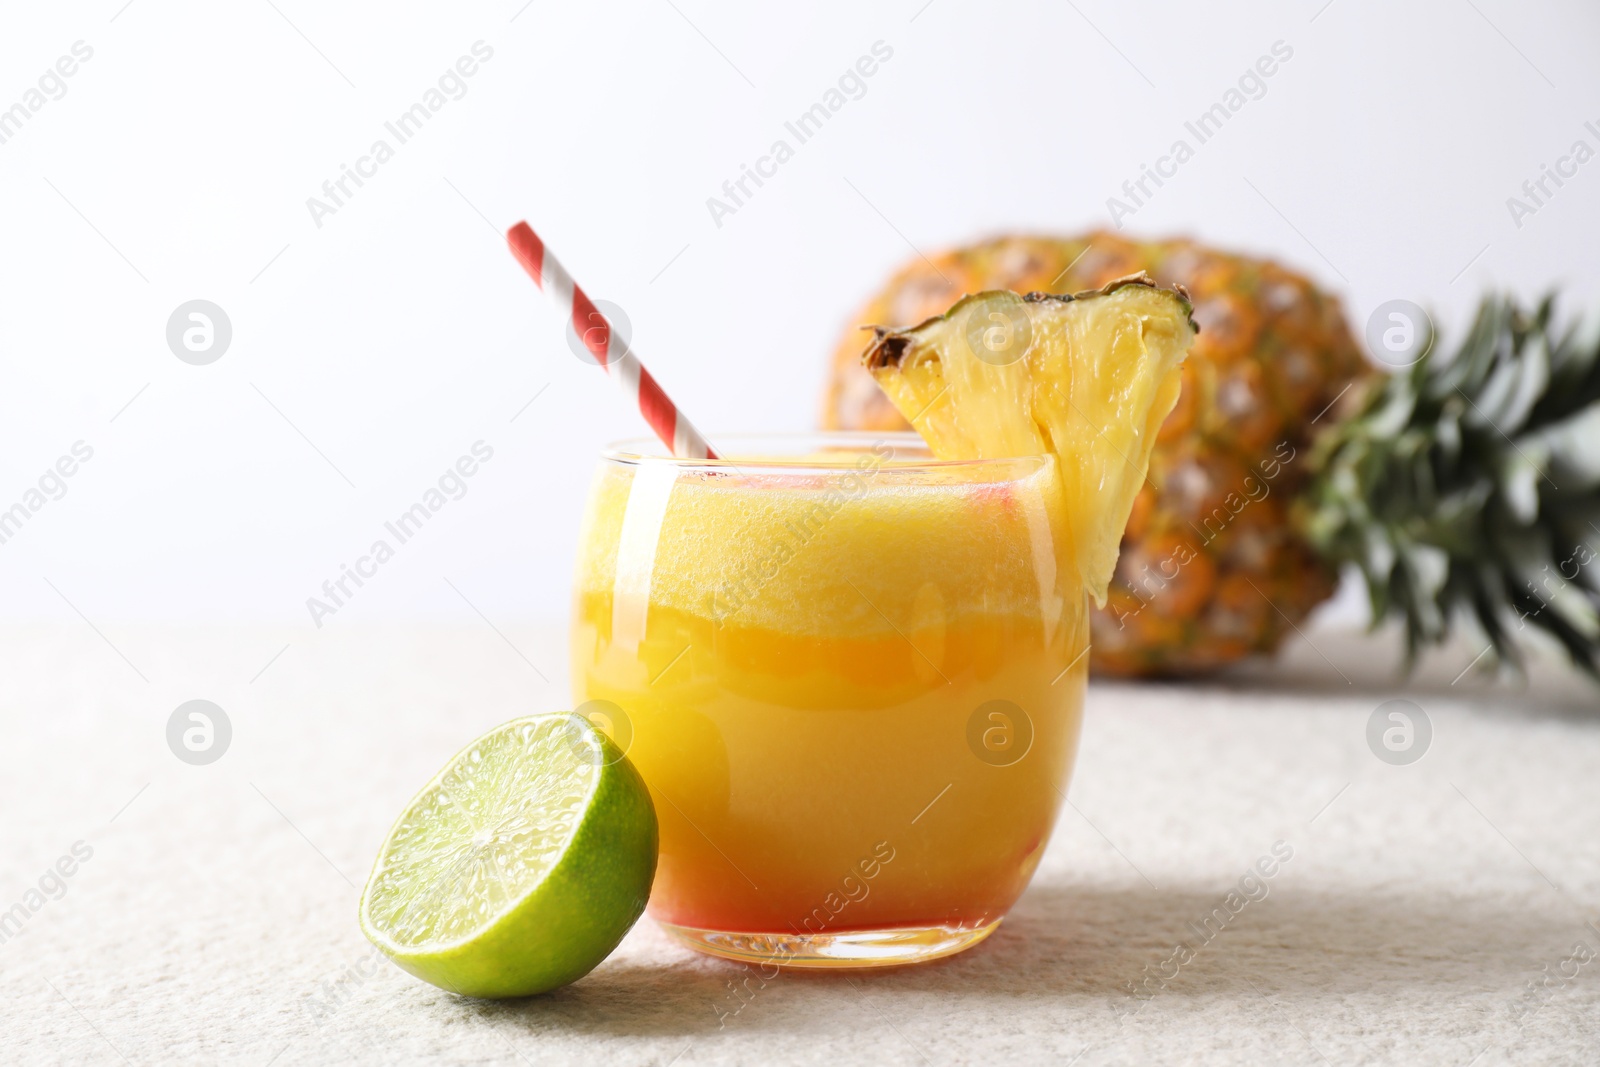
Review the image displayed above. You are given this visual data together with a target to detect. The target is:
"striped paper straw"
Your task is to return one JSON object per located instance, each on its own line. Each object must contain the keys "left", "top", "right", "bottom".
{"left": 506, "top": 221, "right": 717, "bottom": 460}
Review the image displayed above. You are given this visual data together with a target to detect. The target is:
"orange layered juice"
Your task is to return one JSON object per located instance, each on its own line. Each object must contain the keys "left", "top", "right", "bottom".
{"left": 571, "top": 433, "right": 1087, "bottom": 966}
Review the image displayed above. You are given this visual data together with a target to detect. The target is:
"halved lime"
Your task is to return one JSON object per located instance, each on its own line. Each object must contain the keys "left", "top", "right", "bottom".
{"left": 359, "top": 713, "right": 658, "bottom": 998}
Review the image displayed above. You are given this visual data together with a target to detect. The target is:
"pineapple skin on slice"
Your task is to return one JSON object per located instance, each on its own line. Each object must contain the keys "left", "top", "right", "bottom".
{"left": 864, "top": 274, "right": 1197, "bottom": 606}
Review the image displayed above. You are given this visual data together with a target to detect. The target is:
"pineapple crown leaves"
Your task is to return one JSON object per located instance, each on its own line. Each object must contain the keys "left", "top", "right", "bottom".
{"left": 1303, "top": 293, "right": 1600, "bottom": 680}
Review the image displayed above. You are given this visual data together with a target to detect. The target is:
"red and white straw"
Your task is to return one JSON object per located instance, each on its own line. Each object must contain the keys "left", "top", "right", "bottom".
{"left": 506, "top": 221, "right": 717, "bottom": 460}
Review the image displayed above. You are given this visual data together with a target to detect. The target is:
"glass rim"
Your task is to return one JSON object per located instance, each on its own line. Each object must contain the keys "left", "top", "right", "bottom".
{"left": 598, "top": 431, "right": 1049, "bottom": 476}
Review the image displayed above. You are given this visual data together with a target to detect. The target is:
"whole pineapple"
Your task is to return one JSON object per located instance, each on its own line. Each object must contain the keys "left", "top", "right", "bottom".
{"left": 824, "top": 233, "right": 1600, "bottom": 679}
{"left": 825, "top": 233, "right": 1368, "bottom": 674}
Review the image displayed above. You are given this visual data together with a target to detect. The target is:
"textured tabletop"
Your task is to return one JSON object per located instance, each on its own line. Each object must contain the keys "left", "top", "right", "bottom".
{"left": 3, "top": 622, "right": 1597, "bottom": 1066}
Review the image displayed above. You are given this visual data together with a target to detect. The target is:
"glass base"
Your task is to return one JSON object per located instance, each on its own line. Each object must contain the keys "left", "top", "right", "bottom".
{"left": 657, "top": 918, "right": 1002, "bottom": 969}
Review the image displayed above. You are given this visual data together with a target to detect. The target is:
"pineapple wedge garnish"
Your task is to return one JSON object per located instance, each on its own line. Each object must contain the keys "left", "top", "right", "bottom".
{"left": 863, "top": 274, "right": 1196, "bottom": 606}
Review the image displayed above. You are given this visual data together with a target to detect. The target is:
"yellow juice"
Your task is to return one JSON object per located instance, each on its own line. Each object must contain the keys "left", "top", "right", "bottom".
{"left": 571, "top": 435, "right": 1087, "bottom": 963}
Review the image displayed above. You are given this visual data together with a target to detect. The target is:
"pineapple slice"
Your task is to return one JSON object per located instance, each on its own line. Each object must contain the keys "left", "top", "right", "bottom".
{"left": 864, "top": 274, "right": 1196, "bottom": 605}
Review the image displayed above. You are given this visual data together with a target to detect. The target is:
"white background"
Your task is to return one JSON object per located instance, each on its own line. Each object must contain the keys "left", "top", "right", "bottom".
{"left": 1, "top": 0, "right": 1597, "bottom": 630}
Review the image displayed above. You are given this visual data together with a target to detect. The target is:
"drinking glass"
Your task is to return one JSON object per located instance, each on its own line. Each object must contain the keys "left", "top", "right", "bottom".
{"left": 570, "top": 432, "right": 1087, "bottom": 967}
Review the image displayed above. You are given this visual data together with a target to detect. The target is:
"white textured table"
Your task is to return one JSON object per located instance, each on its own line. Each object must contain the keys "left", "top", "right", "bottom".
{"left": 3, "top": 622, "right": 1597, "bottom": 1066}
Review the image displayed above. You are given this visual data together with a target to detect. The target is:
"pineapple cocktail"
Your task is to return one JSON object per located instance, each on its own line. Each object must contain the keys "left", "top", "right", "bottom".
{"left": 573, "top": 436, "right": 1082, "bottom": 965}
{"left": 572, "top": 278, "right": 1195, "bottom": 967}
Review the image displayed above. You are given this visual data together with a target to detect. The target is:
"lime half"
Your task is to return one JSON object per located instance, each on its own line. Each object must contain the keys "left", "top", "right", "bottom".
{"left": 359, "top": 713, "right": 658, "bottom": 998}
